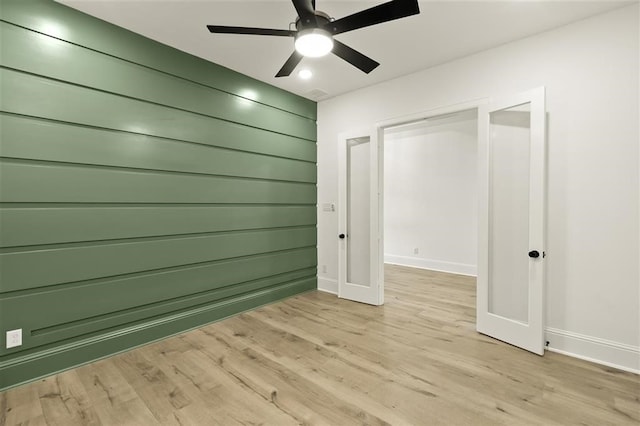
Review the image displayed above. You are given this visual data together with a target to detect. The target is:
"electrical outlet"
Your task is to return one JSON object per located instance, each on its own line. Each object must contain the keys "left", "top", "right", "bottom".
{"left": 321, "top": 265, "right": 327, "bottom": 274}
{"left": 6, "top": 329, "right": 22, "bottom": 349}
{"left": 413, "top": 248, "right": 419, "bottom": 255}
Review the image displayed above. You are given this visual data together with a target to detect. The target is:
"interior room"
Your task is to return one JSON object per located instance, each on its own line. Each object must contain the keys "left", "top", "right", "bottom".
{"left": 0, "top": 0, "right": 638, "bottom": 424}
{"left": 383, "top": 110, "right": 478, "bottom": 276}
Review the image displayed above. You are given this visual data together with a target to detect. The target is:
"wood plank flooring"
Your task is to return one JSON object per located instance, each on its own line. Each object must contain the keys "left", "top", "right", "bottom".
{"left": 1, "top": 264, "right": 638, "bottom": 425}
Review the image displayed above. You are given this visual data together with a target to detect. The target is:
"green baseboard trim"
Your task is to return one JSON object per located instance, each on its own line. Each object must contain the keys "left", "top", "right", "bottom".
{"left": 0, "top": 277, "right": 316, "bottom": 391}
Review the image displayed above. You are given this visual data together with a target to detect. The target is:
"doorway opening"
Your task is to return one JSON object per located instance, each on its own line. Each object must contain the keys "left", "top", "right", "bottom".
{"left": 383, "top": 109, "right": 479, "bottom": 279}
{"left": 381, "top": 109, "right": 480, "bottom": 333}
{"left": 338, "top": 88, "right": 546, "bottom": 355}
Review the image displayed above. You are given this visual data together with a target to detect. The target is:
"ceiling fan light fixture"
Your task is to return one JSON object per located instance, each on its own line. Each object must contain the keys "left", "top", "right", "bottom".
{"left": 295, "top": 28, "right": 333, "bottom": 57}
{"left": 207, "top": 0, "right": 420, "bottom": 77}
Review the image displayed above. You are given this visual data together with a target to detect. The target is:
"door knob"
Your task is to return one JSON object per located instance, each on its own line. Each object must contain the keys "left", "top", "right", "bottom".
{"left": 528, "top": 250, "right": 540, "bottom": 258}
{"left": 338, "top": 234, "right": 345, "bottom": 239}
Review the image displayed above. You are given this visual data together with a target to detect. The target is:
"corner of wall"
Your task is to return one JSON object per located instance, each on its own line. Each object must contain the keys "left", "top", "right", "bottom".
{"left": 317, "top": 276, "right": 338, "bottom": 295}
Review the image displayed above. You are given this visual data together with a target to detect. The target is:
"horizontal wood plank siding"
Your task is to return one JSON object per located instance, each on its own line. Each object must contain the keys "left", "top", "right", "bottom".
{"left": 0, "top": 205, "right": 316, "bottom": 247}
{"left": 2, "top": 70, "right": 316, "bottom": 161}
{"left": 0, "top": 0, "right": 317, "bottom": 390}
{"left": 3, "top": 250, "right": 317, "bottom": 347}
{"left": 0, "top": 2, "right": 316, "bottom": 119}
{"left": 0, "top": 115, "right": 316, "bottom": 183}
{"left": 1, "top": 227, "right": 316, "bottom": 292}
{"left": 0, "top": 23, "right": 315, "bottom": 140}
{"left": 0, "top": 161, "right": 316, "bottom": 203}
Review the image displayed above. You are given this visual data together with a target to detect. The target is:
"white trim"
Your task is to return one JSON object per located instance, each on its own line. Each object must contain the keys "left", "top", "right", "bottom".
{"left": 317, "top": 277, "right": 338, "bottom": 295}
{"left": 546, "top": 327, "right": 640, "bottom": 374}
{"left": 376, "top": 98, "right": 486, "bottom": 130}
{"left": 368, "top": 98, "right": 489, "bottom": 309}
{"left": 476, "top": 87, "right": 546, "bottom": 356}
{"left": 384, "top": 255, "right": 477, "bottom": 277}
{"left": 337, "top": 129, "right": 383, "bottom": 305}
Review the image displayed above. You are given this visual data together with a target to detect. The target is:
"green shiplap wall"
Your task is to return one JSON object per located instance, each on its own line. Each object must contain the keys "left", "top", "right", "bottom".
{"left": 0, "top": 0, "right": 317, "bottom": 390}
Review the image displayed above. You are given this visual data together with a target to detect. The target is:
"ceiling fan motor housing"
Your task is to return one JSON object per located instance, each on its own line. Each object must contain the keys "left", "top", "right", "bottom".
{"left": 295, "top": 10, "right": 332, "bottom": 31}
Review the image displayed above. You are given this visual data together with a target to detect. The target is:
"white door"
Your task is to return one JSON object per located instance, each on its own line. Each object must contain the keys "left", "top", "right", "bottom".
{"left": 477, "top": 87, "right": 546, "bottom": 355}
{"left": 337, "top": 130, "right": 383, "bottom": 305}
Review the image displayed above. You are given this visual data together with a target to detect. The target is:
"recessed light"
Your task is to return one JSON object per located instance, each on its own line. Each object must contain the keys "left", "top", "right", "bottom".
{"left": 298, "top": 69, "right": 313, "bottom": 80}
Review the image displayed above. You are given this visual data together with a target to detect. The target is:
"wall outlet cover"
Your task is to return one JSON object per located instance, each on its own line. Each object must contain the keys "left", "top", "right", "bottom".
{"left": 6, "top": 329, "right": 22, "bottom": 349}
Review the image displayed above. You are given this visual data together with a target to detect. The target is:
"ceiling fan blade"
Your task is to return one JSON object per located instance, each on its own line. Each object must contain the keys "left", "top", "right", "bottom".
{"left": 207, "top": 25, "right": 295, "bottom": 37}
{"left": 276, "top": 51, "right": 304, "bottom": 77}
{"left": 292, "top": 0, "right": 317, "bottom": 26}
{"left": 331, "top": 40, "right": 380, "bottom": 74}
{"left": 324, "top": 0, "right": 420, "bottom": 36}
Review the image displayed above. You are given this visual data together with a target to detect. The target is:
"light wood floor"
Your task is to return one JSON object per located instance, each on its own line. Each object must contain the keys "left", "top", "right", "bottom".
{"left": 2, "top": 265, "right": 639, "bottom": 425}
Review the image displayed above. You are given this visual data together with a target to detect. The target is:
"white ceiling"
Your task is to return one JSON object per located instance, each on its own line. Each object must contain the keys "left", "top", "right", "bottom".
{"left": 58, "top": 0, "right": 630, "bottom": 101}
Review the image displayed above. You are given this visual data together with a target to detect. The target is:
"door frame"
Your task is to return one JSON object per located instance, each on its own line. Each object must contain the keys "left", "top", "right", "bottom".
{"left": 338, "top": 98, "right": 487, "bottom": 305}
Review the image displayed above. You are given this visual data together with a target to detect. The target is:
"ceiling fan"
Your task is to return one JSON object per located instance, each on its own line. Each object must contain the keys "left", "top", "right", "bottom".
{"left": 207, "top": 0, "right": 420, "bottom": 78}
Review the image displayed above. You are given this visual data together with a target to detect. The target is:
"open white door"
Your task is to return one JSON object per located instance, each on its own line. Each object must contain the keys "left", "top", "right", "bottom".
{"left": 477, "top": 87, "right": 546, "bottom": 355}
{"left": 337, "top": 129, "right": 383, "bottom": 305}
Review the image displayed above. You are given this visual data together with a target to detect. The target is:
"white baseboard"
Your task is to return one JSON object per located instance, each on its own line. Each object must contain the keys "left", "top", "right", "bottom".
{"left": 545, "top": 327, "right": 640, "bottom": 374}
{"left": 317, "top": 277, "right": 338, "bottom": 295}
{"left": 385, "top": 255, "right": 477, "bottom": 277}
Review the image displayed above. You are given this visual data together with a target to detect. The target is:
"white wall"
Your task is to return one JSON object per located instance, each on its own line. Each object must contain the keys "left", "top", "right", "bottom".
{"left": 383, "top": 112, "right": 478, "bottom": 276}
{"left": 317, "top": 5, "right": 639, "bottom": 372}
